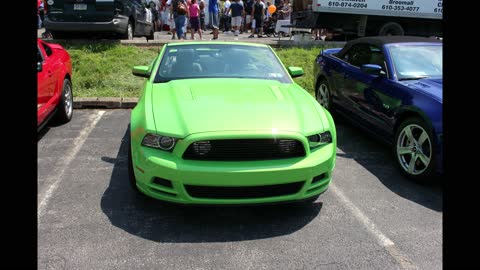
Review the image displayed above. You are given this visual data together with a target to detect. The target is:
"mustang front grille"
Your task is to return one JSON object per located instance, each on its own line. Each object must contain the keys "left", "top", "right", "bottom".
{"left": 182, "top": 139, "right": 306, "bottom": 161}
{"left": 184, "top": 181, "right": 305, "bottom": 199}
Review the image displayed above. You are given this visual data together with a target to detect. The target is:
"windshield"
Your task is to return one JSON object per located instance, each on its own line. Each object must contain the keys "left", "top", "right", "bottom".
{"left": 154, "top": 44, "right": 292, "bottom": 83}
{"left": 388, "top": 44, "right": 442, "bottom": 81}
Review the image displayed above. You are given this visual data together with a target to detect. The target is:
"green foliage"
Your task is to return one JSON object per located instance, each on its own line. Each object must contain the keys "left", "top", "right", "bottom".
{"left": 275, "top": 47, "right": 326, "bottom": 96}
{"left": 65, "top": 44, "right": 159, "bottom": 97}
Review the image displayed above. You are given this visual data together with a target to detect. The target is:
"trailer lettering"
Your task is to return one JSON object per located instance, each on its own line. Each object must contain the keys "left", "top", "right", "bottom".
{"left": 388, "top": 0, "right": 414, "bottom": 5}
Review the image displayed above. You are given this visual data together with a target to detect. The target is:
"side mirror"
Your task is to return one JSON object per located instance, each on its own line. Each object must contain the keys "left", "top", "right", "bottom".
{"left": 361, "top": 64, "right": 383, "bottom": 76}
{"left": 37, "top": 62, "right": 42, "bottom": 72}
{"left": 132, "top": 66, "right": 150, "bottom": 78}
{"left": 288, "top": 66, "right": 304, "bottom": 78}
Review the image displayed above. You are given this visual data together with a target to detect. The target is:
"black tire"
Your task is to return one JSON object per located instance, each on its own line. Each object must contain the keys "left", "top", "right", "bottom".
{"left": 316, "top": 78, "right": 332, "bottom": 110}
{"left": 378, "top": 22, "right": 404, "bottom": 36}
{"left": 393, "top": 117, "right": 436, "bottom": 183}
{"left": 54, "top": 78, "right": 73, "bottom": 124}
{"left": 128, "top": 132, "right": 143, "bottom": 193}
{"left": 122, "top": 20, "right": 134, "bottom": 40}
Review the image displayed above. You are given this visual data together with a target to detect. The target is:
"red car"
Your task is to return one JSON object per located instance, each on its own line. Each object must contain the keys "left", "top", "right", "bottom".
{"left": 37, "top": 38, "right": 73, "bottom": 130}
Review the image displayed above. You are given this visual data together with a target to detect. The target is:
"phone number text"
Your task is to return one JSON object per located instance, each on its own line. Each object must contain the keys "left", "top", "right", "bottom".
{"left": 381, "top": 5, "right": 420, "bottom": 12}
{"left": 328, "top": 2, "right": 368, "bottom": 8}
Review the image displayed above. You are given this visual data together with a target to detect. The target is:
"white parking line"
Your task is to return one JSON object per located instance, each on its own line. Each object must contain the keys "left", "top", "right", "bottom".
{"left": 329, "top": 183, "right": 418, "bottom": 270}
{"left": 38, "top": 110, "right": 106, "bottom": 220}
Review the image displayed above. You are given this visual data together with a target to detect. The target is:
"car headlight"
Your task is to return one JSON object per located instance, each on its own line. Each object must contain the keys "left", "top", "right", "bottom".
{"left": 141, "top": 133, "right": 177, "bottom": 152}
{"left": 307, "top": 131, "right": 332, "bottom": 149}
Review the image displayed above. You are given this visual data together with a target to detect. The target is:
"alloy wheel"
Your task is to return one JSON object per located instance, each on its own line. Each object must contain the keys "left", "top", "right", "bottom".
{"left": 396, "top": 124, "right": 432, "bottom": 175}
{"left": 317, "top": 83, "right": 330, "bottom": 109}
{"left": 64, "top": 82, "right": 73, "bottom": 119}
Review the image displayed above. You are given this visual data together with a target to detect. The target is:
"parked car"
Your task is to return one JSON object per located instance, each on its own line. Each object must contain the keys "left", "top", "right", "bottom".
{"left": 313, "top": 36, "right": 442, "bottom": 182}
{"left": 44, "top": 0, "right": 154, "bottom": 40}
{"left": 129, "top": 42, "right": 337, "bottom": 205}
{"left": 37, "top": 38, "right": 73, "bottom": 130}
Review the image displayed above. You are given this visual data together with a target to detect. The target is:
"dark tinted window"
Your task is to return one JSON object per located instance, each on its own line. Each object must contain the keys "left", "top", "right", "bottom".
{"left": 343, "top": 44, "right": 371, "bottom": 67}
{"left": 368, "top": 45, "right": 386, "bottom": 72}
{"left": 41, "top": 43, "right": 53, "bottom": 57}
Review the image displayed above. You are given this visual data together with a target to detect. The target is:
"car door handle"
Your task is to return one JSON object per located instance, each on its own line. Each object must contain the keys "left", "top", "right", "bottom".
{"left": 47, "top": 70, "right": 53, "bottom": 77}
{"left": 344, "top": 72, "right": 349, "bottom": 79}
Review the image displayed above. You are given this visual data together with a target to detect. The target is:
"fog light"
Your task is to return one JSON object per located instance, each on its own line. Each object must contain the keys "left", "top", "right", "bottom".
{"left": 153, "top": 177, "right": 173, "bottom": 188}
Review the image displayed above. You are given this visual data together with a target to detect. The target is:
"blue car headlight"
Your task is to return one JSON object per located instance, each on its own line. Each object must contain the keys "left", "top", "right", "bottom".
{"left": 307, "top": 131, "right": 332, "bottom": 149}
{"left": 141, "top": 133, "right": 178, "bottom": 152}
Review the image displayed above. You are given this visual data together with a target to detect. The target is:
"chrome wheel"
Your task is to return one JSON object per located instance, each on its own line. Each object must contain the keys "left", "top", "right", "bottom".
{"left": 317, "top": 83, "right": 330, "bottom": 109}
{"left": 64, "top": 81, "right": 73, "bottom": 119}
{"left": 396, "top": 124, "right": 432, "bottom": 176}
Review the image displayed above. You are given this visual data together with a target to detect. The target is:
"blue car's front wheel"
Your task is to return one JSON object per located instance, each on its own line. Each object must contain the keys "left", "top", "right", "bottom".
{"left": 394, "top": 117, "right": 435, "bottom": 183}
{"left": 316, "top": 79, "right": 332, "bottom": 110}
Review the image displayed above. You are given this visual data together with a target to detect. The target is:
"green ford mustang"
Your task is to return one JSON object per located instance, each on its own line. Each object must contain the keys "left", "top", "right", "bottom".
{"left": 129, "top": 42, "right": 336, "bottom": 205}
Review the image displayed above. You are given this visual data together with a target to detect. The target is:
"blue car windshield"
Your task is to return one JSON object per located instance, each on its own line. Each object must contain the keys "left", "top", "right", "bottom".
{"left": 388, "top": 44, "right": 442, "bottom": 80}
{"left": 154, "top": 44, "right": 292, "bottom": 83}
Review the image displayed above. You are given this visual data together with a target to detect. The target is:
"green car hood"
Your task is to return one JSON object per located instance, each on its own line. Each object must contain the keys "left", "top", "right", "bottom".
{"left": 150, "top": 78, "right": 326, "bottom": 137}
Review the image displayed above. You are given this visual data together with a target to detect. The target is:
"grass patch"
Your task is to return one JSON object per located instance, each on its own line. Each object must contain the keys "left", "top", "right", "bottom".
{"left": 275, "top": 46, "right": 327, "bottom": 96}
{"left": 62, "top": 43, "right": 332, "bottom": 97}
{"left": 64, "top": 42, "right": 159, "bottom": 98}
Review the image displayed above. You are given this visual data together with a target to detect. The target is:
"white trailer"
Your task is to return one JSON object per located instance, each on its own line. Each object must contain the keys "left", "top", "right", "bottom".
{"left": 292, "top": 0, "right": 442, "bottom": 38}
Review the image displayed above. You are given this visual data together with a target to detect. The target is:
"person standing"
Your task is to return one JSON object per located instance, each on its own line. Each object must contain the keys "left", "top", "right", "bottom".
{"left": 148, "top": 0, "right": 160, "bottom": 31}
{"left": 208, "top": 0, "right": 220, "bottom": 39}
{"left": 38, "top": 0, "right": 44, "bottom": 29}
{"left": 199, "top": 0, "right": 206, "bottom": 31}
{"left": 243, "top": 0, "right": 253, "bottom": 33}
{"left": 280, "top": 0, "right": 291, "bottom": 21}
{"left": 170, "top": 0, "right": 189, "bottom": 40}
{"left": 227, "top": 0, "right": 243, "bottom": 36}
{"left": 189, "top": 0, "right": 202, "bottom": 39}
{"left": 222, "top": 0, "right": 231, "bottom": 33}
{"left": 249, "top": 0, "right": 264, "bottom": 38}
{"left": 166, "top": 0, "right": 177, "bottom": 38}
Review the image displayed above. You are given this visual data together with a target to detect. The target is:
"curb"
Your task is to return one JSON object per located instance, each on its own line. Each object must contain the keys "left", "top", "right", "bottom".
{"left": 74, "top": 97, "right": 138, "bottom": 109}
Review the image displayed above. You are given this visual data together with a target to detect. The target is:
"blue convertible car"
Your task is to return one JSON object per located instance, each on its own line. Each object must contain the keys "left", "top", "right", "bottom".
{"left": 314, "top": 36, "right": 442, "bottom": 182}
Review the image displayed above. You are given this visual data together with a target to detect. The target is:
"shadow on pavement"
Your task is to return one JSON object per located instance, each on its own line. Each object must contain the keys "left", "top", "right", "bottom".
{"left": 100, "top": 128, "right": 322, "bottom": 243}
{"left": 334, "top": 114, "right": 442, "bottom": 212}
{"left": 37, "top": 118, "right": 71, "bottom": 142}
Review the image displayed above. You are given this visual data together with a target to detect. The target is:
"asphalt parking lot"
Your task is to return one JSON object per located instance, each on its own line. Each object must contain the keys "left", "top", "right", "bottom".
{"left": 38, "top": 109, "right": 442, "bottom": 270}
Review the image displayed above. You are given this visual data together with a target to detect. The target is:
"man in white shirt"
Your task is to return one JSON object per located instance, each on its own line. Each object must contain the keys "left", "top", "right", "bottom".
{"left": 222, "top": 0, "right": 232, "bottom": 32}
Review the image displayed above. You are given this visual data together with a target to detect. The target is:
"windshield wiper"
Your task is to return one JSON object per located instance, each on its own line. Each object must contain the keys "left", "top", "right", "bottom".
{"left": 399, "top": 76, "right": 430, "bottom": 81}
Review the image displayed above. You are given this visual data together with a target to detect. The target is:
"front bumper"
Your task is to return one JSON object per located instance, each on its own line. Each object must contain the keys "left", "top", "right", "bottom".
{"left": 44, "top": 15, "right": 128, "bottom": 33}
{"left": 132, "top": 132, "right": 336, "bottom": 205}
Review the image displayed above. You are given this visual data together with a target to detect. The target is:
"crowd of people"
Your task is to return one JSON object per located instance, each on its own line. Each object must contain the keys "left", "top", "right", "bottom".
{"left": 149, "top": 0, "right": 293, "bottom": 40}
